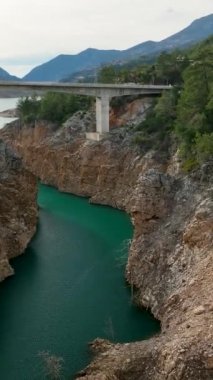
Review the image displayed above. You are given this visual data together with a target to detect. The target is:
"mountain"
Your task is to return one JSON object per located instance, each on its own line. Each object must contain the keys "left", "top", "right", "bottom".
{"left": 0, "top": 68, "right": 21, "bottom": 96}
{"left": 20, "top": 13, "right": 213, "bottom": 82}
{"left": 23, "top": 49, "right": 122, "bottom": 82}
{"left": 125, "top": 13, "right": 213, "bottom": 57}
{"left": 0, "top": 67, "right": 20, "bottom": 81}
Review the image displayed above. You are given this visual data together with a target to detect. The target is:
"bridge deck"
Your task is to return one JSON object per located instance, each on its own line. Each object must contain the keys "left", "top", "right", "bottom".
{"left": 0, "top": 81, "right": 171, "bottom": 97}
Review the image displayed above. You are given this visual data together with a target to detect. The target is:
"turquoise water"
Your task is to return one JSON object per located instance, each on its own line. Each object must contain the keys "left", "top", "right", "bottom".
{"left": 0, "top": 184, "right": 159, "bottom": 379}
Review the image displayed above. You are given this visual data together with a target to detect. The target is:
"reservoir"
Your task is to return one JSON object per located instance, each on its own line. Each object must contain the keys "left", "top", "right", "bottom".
{"left": 0, "top": 184, "right": 159, "bottom": 379}
{"left": 0, "top": 98, "right": 19, "bottom": 129}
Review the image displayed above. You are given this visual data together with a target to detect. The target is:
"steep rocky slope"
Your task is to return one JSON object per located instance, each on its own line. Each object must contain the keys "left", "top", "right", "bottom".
{"left": 0, "top": 140, "right": 37, "bottom": 281}
{"left": 0, "top": 108, "right": 212, "bottom": 379}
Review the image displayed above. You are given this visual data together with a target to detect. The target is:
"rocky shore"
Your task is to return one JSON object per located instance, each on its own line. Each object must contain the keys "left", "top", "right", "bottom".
{"left": 0, "top": 139, "right": 37, "bottom": 281}
{"left": 0, "top": 104, "right": 212, "bottom": 379}
{"left": 0, "top": 108, "right": 18, "bottom": 117}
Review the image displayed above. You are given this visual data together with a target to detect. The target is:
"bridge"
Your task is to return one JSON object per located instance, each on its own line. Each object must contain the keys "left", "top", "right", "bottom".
{"left": 0, "top": 82, "right": 171, "bottom": 140}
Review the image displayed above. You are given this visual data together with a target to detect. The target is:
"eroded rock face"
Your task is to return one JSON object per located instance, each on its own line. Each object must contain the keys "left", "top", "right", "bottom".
{"left": 0, "top": 112, "right": 212, "bottom": 379}
{"left": 0, "top": 140, "right": 37, "bottom": 281}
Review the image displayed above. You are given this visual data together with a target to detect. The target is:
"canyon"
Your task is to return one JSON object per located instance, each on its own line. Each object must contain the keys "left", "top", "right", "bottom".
{"left": 0, "top": 99, "right": 212, "bottom": 379}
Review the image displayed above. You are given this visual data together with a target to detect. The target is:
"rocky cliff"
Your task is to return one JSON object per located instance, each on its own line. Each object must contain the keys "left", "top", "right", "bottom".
{"left": 0, "top": 139, "right": 37, "bottom": 281}
{"left": 0, "top": 106, "right": 212, "bottom": 379}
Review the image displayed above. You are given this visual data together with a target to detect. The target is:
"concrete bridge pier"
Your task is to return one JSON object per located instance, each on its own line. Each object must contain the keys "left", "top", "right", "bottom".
{"left": 86, "top": 95, "right": 111, "bottom": 141}
{"left": 96, "top": 96, "right": 110, "bottom": 133}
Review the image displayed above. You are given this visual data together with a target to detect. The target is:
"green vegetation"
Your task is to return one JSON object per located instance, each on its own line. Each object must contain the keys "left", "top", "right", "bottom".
{"left": 175, "top": 37, "right": 213, "bottom": 168}
{"left": 17, "top": 94, "right": 40, "bottom": 123}
{"left": 17, "top": 92, "right": 93, "bottom": 124}
{"left": 127, "top": 37, "right": 213, "bottom": 169}
{"left": 98, "top": 50, "right": 189, "bottom": 86}
{"left": 131, "top": 88, "right": 178, "bottom": 154}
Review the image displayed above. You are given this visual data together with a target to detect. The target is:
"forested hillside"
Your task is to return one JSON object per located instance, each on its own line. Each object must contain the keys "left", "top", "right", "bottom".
{"left": 98, "top": 36, "right": 213, "bottom": 170}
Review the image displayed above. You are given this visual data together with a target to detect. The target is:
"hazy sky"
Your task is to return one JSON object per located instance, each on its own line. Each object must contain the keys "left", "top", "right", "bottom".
{"left": 0, "top": 0, "right": 212, "bottom": 77}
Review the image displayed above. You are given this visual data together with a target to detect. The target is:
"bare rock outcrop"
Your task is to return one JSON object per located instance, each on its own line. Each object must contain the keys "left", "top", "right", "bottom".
{"left": 0, "top": 111, "right": 212, "bottom": 379}
{"left": 0, "top": 139, "right": 37, "bottom": 281}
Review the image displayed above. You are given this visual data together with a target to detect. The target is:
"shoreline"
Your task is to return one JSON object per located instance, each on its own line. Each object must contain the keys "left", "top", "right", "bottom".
{"left": 0, "top": 108, "right": 18, "bottom": 117}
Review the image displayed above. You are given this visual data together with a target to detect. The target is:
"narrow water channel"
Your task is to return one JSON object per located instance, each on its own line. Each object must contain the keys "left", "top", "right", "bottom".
{"left": 0, "top": 184, "right": 160, "bottom": 379}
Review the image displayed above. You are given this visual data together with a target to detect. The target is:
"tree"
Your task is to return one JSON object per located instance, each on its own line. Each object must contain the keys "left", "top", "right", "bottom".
{"left": 17, "top": 95, "right": 40, "bottom": 123}
{"left": 98, "top": 65, "right": 118, "bottom": 83}
{"left": 154, "top": 89, "right": 177, "bottom": 121}
{"left": 17, "top": 93, "right": 93, "bottom": 124}
{"left": 155, "top": 51, "right": 189, "bottom": 85}
{"left": 175, "top": 36, "right": 213, "bottom": 162}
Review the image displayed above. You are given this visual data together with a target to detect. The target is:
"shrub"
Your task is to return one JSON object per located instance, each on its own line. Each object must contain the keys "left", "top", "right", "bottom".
{"left": 195, "top": 133, "right": 213, "bottom": 163}
{"left": 182, "top": 157, "right": 199, "bottom": 172}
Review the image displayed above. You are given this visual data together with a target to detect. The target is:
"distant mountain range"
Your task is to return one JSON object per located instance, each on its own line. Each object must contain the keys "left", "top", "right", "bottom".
{"left": 0, "top": 67, "right": 20, "bottom": 81}
{"left": 1, "top": 13, "right": 213, "bottom": 82}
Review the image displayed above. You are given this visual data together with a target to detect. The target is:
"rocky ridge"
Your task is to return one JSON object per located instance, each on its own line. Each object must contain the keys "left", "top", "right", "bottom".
{"left": 0, "top": 139, "right": 37, "bottom": 281}
{"left": 0, "top": 103, "right": 212, "bottom": 379}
